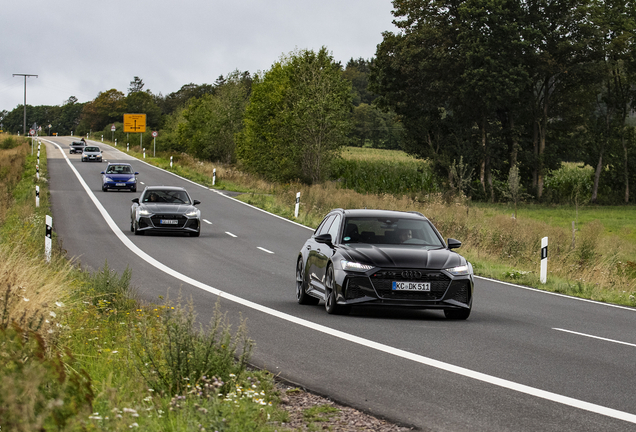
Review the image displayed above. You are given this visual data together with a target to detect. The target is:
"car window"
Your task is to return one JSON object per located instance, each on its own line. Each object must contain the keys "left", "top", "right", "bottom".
{"left": 343, "top": 217, "right": 444, "bottom": 247}
{"left": 143, "top": 190, "right": 190, "bottom": 204}
{"left": 327, "top": 215, "right": 341, "bottom": 243}
{"left": 84, "top": 147, "right": 99, "bottom": 152}
{"left": 316, "top": 215, "right": 336, "bottom": 236}
{"left": 121, "top": 166, "right": 132, "bottom": 173}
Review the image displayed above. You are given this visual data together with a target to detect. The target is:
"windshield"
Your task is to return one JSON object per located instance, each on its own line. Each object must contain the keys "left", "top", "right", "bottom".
{"left": 142, "top": 190, "right": 190, "bottom": 204}
{"left": 342, "top": 217, "right": 444, "bottom": 247}
{"left": 84, "top": 147, "right": 99, "bottom": 152}
{"left": 107, "top": 165, "right": 132, "bottom": 174}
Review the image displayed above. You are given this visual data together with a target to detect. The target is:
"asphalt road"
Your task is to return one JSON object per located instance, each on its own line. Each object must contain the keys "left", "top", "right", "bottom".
{"left": 42, "top": 136, "right": 636, "bottom": 431}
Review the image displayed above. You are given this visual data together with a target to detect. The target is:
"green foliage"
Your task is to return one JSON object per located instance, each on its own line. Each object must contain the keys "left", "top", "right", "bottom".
{"left": 330, "top": 157, "right": 439, "bottom": 196}
{"left": 79, "top": 88, "right": 127, "bottom": 132}
{"left": 349, "top": 103, "right": 403, "bottom": 149}
{"left": 0, "top": 325, "right": 94, "bottom": 431}
{"left": 543, "top": 163, "right": 594, "bottom": 204}
{"left": 0, "top": 135, "right": 21, "bottom": 149}
{"left": 132, "top": 299, "right": 253, "bottom": 397}
{"left": 237, "top": 47, "right": 353, "bottom": 184}
{"left": 177, "top": 70, "right": 251, "bottom": 163}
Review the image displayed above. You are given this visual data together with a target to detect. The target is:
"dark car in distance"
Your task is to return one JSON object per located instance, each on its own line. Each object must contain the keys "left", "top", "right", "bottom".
{"left": 131, "top": 186, "right": 201, "bottom": 237}
{"left": 69, "top": 140, "right": 86, "bottom": 154}
{"left": 296, "top": 209, "right": 474, "bottom": 319}
{"left": 101, "top": 163, "right": 138, "bottom": 192}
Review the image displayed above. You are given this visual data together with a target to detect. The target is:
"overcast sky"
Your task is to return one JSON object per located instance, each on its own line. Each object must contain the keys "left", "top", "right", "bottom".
{"left": 0, "top": 0, "right": 396, "bottom": 112}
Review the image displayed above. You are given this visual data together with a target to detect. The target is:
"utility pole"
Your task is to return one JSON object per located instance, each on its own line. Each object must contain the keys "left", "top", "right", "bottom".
{"left": 12, "top": 73, "right": 38, "bottom": 136}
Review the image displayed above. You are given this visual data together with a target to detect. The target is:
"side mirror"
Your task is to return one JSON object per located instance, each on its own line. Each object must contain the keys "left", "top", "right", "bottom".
{"left": 315, "top": 233, "right": 333, "bottom": 245}
{"left": 132, "top": 198, "right": 139, "bottom": 204}
{"left": 193, "top": 200, "right": 200, "bottom": 206}
{"left": 100, "top": 171, "right": 105, "bottom": 174}
{"left": 447, "top": 238, "right": 462, "bottom": 249}
{"left": 134, "top": 172, "right": 139, "bottom": 175}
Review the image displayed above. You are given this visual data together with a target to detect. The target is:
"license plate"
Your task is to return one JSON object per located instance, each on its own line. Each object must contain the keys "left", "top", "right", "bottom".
{"left": 160, "top": 219, "right": 178, "bottom": 225}
{"left": 392, "top": 281, "right": 431, "bottom": 291}
{"left": 116, "top": 183, "right": 126, "bottom": 186}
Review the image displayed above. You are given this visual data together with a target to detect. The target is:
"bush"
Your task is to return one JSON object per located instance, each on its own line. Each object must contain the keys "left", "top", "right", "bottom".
{"left": 543, "top": 163, "right": 593, "bottom": 204}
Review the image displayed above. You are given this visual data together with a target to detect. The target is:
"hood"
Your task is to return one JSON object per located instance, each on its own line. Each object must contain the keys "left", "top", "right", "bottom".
{"left": 105, "top": 173, "right": 135, "bottom": 181}
{"left": 340, "top": 244, "right": 464, "bottom": 270}
{"left": 141, "top": 203, "right": 195, "bottom": 214}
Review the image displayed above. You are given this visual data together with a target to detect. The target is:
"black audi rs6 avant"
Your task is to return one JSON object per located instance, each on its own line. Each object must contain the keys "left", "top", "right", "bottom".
{"left": 296, "top": 209, "right": 474, "bottom": 319}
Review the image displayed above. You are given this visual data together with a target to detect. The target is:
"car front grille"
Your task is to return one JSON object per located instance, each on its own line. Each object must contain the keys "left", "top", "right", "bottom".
{"left": 370, "top": 270, "right": 451, "bottom": 300}
{"left": 448, "top": 280, "right": 471, "bottom": 304}
{"left": 150, "top": 215, "right": 187, "bottom": 228}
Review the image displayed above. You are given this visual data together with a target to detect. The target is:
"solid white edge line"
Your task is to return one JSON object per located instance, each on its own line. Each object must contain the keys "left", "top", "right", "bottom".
{"left": 257, "top": 247, "right": 274, "bottom": 254}
{"left": 42, "top": 138, "right": 636, "bottom": 425}
{"left": 553, "top": 328, "right": 636, "bottom": 348}
{"left": 475, "top": 275, "right": 636, "bottom": 312}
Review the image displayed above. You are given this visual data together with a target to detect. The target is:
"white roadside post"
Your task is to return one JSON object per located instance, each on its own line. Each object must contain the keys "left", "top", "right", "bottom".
{"left": 152, "top": 131, "right": 158, "bottom": 156}
{"left": 170, "top": 156, "right": 173, "bottom": 168}
{"left": 127, "top": 143, "right": 129, "bottom": 152}
{"left": 101, "top": 135, "right": 103, "bottom": 142}
{"left": 213, "top": 168, "right": 216, "bottom": 186}
{"left": 115, "top": 139, "right": 117, "bottom": 147}
{"left": 143, "top": 148, "right": 146, "bottom": 159}
{"left": 35, "top": 185, "right": 40, "bottom": 207}
{"left": 36, "top": 164, "right": 39, "bottom": 181}
{"left": 294, "top": 192, "right": 301, "bottom": 218}
{"left": 45, "top": 215, "right": 52, "bottom": 263}
{"left": 540, "top": 237, "right": 548, "bottom": 284}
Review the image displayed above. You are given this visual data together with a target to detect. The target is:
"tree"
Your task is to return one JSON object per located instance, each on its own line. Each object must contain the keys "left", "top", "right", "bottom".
{"left": 128, "top": 76, "right": 145, "bottom": 94}
{"left": 237, "top": 48, "right": 352, "bottom": 184}
{"left": 177, "top": 71, "right": 251, "bottom": 163}
{"left": 80, "top": 89, "right": 126, "bottom": 132}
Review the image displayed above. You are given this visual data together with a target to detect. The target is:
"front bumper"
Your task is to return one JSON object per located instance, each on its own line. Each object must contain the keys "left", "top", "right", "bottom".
{"left": 82, "top": 156, "right": 102, "bottom": 162}
{"left": 136, "top": 214, "right": 200, "bottom": 234}
{"left": 103, "top": 180, "right": 136, "bottom": 190}
{"left": 335, "top": 268, "right": 473, "bottom": 310}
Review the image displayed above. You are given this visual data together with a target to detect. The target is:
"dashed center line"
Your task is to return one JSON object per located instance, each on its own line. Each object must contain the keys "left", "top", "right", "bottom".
{"left": 225, "top": 232, "right": 237, "bottom": 237}
{"left": 257, "top": 247, "right": 274, "bottom": 254}
{"left": 202, "top": 219, "right": 212, "bottom": 225}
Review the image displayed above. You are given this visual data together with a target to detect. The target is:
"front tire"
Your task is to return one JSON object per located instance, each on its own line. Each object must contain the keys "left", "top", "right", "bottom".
{"left": 324, "top": 266, "right": 350, "bottom": 315}
{"left": 296, "top": 258, "right": 319, "bottom": 305}
{"left": 133, "top": 222, "right": 144, "bottom": 235}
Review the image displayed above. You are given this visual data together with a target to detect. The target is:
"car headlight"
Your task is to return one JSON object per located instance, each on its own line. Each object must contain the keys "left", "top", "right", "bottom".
{"left": 446, "top": 265, "right": 471, "bottom": 276}
{"left": 139, "top": 209, "right": 151, "bottom": 216}
{"left": 127, "top": 178, "right": 136, "bottom": 182}
{"left": 185, "top": 210, "right": 199, "bottom": 217}
{"left": 341, "top": 260, "right": 374, "bottom": 272}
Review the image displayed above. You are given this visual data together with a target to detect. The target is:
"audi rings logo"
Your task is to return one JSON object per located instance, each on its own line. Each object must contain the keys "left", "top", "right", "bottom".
{"left": 401, "top": 270, "right": 422, "bottom": 279}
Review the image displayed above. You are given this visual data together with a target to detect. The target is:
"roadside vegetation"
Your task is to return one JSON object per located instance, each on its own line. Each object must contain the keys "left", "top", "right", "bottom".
{"left": 0, "top": 134, "right": 322, "bottom": 431}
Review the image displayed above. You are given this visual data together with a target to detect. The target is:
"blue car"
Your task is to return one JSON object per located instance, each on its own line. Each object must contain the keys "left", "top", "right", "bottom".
{"left": 101, "top": 163, "right": 138, "bottom": 192}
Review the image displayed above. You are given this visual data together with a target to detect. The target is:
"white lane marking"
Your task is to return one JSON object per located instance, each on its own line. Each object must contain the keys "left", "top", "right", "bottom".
{"left": 257, "top": 247, "right": 274, "bottom": 254}
{"left": 203, "top": 219, "right": 212, "bottom": 225}
{"left": 42, "top": 138, "right": 636, "bottom": 425}
{"left": 475, "top": 276, "right": 636, "bottom": 312}
{"left": 225, "top": 232, "right": 237, "bottom": 237}
{"left": 554, "top": 328, "right": 636, "bottom": 348}
{"left": 140, "top": 182, "right": 145, "bottom": 185}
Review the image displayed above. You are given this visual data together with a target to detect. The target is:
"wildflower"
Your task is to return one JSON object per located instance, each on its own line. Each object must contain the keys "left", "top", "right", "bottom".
{"left": 55, "top": 301, "right": 64, "bottom": 307}
{"left": 23, "top": 297, "right": 30, "bottom": 302}
{"left": 111, "top": 351, "right": 119, "bottom": 354}
{"left": 129, "top": 423, "right": 139, "bottom": 428}
{"left": 50, "top": 311, "right": 57, "bottom": 318}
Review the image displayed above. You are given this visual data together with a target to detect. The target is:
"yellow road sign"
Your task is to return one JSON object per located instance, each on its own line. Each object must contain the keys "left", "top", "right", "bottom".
{"left": 123, "top": 114, "right": 147, "bottom": 133}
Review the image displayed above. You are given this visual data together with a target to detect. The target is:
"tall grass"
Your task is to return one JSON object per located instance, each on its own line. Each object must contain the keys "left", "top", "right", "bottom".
{"left": 0, "top": 138, "right": 292, "bottom": 431}
{"left": 330, "top": 147, "right": 439, "bottom": 196}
